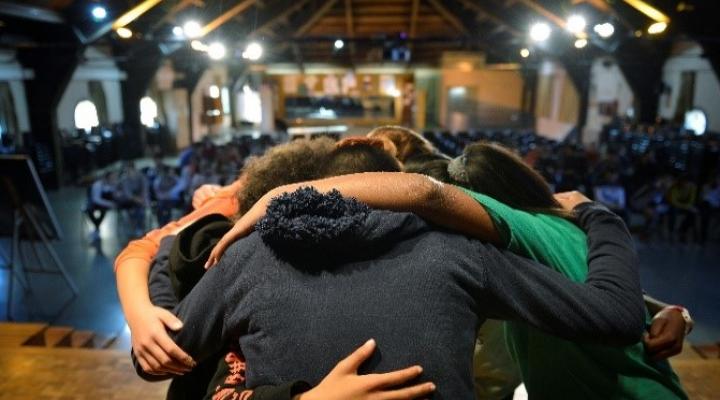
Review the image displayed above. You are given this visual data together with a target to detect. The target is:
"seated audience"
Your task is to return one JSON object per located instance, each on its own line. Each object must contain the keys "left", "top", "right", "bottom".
{"left": 86, "top": 171, "right": 117, "bottom": 241}
{"left": 668, "top": 174, "right": 700, "bottom": 242}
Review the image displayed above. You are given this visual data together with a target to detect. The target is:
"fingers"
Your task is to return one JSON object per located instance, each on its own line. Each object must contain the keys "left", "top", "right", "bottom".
{"left": 378, "top": 382, "right": 436, "bottom": 400}
{"left": 146, "top": 341, "right": 192, "bottom": 374}
{"left": 650, "top": 341, "right": 684, "bottom": 360}
{"left": 336, "top": 339, "right": 376, "bottom": 373}
{"left": 205, "top": 229, "right": 237, "bottom": 269}
{"left": 368, "top": 365, "right": 424, "bottom": 388}
{"left": 155, "top": 332, "right": 195, "bottom": 368}
{"left": 648, "top": 317, "right": 668, "bottom": 338}
{"left": 156, "top": 308, "right": 184, "bottom": 331}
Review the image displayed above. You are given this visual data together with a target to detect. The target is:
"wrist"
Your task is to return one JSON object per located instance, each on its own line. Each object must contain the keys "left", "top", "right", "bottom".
{"left": 659, "top": 305, "right": 694, "bottom": 335}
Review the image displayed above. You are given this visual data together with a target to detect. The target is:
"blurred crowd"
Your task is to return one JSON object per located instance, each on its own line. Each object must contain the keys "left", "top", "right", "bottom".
{"left": 86, "top": 126, "right": 720, "bottom": 244}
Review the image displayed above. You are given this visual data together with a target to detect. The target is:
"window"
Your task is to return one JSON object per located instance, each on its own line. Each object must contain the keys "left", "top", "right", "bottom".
{"left": 74, "top": 100, "right": 99, "bottom": 132}
{"left": 140, "top": 96, "right": 158, "bottom": 128}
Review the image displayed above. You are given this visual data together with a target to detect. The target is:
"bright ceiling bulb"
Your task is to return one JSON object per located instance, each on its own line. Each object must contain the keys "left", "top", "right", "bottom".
{"left": 208, "top": 85, "right": 220, "bottom": 99}
{"left": 207, "top": 42, "right": 227, "bottom": 60}
{"left": 566, "top": 15, "right": 586, "bottom": 34}
{"left": 91, "top": 6, "right": 107, "bottom": 20}
{"left": 520, "top": 48, "right": 530, "bottom": 58}
{"left": 648, "top": 21, "right": 667, "bottom": 34}
{"left": 594, "top": 22, "right": 614, "bottom": 38}
{"left": 172, "top": 26, "right": 184, "bottom": 38}
{"left": 334, "top": 39, "right": 344, "bottom": 49}
{"left": 530, "top": 22, "right": 551, "bottom": 42}
{"left": 242, "top": 42, "right": 263, "bottom": 61}
{"left": 190, "top": 40, "right": 206, "bottom": 51}
{"left": 574, "top": 38, "right": 588, "bottom": 48}
{"left": 183, "top": 20, "right": 202, "bottom": 38}
{"left": 116, "top": 27, "right": 133, "bottom": 39}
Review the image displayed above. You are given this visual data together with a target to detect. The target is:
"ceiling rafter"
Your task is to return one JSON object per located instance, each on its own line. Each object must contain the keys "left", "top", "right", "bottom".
{"left": 251, "top": 0, "right": 312, "bottom": 37}
{"left": 200, "top": 0, "right": 257, "bottom": 37}
{"left": 409, "top": 0, "right": 420, "bottom": 39}
{"left": 293, "top": 0, "right": 339, "bottom": 37}
{"left": 149, "top": 0, "right": 202, "bottom": 33}
{"left": 426, "top": 0, "right": 470, "bottom": 36}
{"left": 455, "top": 0, "right": 522, "bottom": 37}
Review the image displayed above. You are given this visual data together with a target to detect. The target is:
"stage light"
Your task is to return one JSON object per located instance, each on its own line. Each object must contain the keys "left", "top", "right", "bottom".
{"left": 191, "top": 40, "right": 207, "bottom": 51}
{"left": 172, "top": 26, "right": 184, "bottom": 38}
{"left": 530, "top": 22, "right": 551, "bottom": 42}
{"left": 91, "top": 6, "right": 107, "bottom": 21}
{"left": 207, "top": 42, "right": 227, "bottom": 60}
{"left": 116, "top": 27, "right": 133, "bottom": 39}
{"left": 183, "top": 20, "right": 202, "bottom": 38}
{"left": 648, "top": 21, "right": 667, "bottom": 34}
{"left": 334, "top": 39, "right": 344, "bottom": 50}
{"left": 208, "top": 85, "right": 220, "bottom": 99}
{"left": 566, "top": 15, "right": 586, "bottom": 34}
{"left": 594, "top": 22, "right": 614, "bottom": 38}
{"left": 574, "top": 38, "right": 587, "bottom": 48}
{"left": 520, "top": 48, "right": 530, "bottom": 58}
{"left": 242, "top": 42, "right": 263, "bottom": 61}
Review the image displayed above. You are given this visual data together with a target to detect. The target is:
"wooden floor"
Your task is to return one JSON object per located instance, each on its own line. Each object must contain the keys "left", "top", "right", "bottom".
{"left": 0, "top": 323, "right": 718, "bottom": 399}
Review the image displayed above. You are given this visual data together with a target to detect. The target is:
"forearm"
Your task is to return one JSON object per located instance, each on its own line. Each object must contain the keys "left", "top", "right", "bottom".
{"left": 266, "top": 172, "right": 500, "bottom": 244}
{"left": 644, "top": 294, "right": 671, "bottom": 316}
{"left": 117, "top": 258, "right": 154, "bottom": 324}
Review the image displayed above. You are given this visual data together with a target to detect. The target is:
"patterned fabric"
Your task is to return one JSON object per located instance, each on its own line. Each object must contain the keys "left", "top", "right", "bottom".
{"left": 210, "top": 349, "right": 253, "bottom": 400}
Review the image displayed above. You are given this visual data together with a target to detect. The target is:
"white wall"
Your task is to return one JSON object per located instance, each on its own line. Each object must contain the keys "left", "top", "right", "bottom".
{"left": 659, "top": 41, "right": 720, "bottom": 133}
{"left": 0, "top": 50, "right": 33, "bottom": 134}
{"left": 534, "top": 59, "right": 578, "bottom": 141}
{"left": 57, "top": 46, "right": 126, "bottom": 132}
{"left": 583, "top": 57, "right": 634, "bottom": 145}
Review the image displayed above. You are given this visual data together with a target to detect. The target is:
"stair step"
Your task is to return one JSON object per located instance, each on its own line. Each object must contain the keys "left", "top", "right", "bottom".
{"left": 0, "top": 323, "right": 49, "bottom": 348}
{"left": 92, "top": 333, "right": 118, "bottom": 349}
{"left": 692, "top": 343, "right": 720, "bottom": 359}
{"left": 108, "top": 328, "right": 132, "bottom": 351}
{"left": 23, "top": 326, "right": 74, "bottom": 347}
{"left": 57, "top": 330, "right": 96, "bottom": 348}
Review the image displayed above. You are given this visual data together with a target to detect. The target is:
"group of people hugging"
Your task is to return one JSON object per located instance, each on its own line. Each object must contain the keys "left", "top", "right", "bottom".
{"left": 114, "top": 126, "right": 692, "bottom": 400}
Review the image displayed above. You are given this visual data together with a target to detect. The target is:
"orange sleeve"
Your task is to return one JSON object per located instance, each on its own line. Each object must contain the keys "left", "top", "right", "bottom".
{"left": 114, "top": 194, "right": 239, "bottom": 272}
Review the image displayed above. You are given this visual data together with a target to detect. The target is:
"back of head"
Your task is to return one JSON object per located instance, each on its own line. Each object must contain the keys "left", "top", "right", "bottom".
{"left": 404, "top": 158, "right": 454, "bottom": 184}
{"left": 237, "top": 137, "right": 336, "bottom": 215}
{"left": 453, "top": 142, "right": 568, "bottom": 217}
{"left": 322, "top": 137, "right": 402, "bottom": 177}
{"left": 366, "top": 125, "right": 436, "bottom": 163}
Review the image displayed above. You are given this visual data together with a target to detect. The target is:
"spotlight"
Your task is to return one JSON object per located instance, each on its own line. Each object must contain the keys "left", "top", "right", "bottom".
{"left": 242, "top": 42, "right": 263, "bottom": 61}
{"left": 209, "top": 85, "right": 220, "bottom": 99}
{"left": 647, "top": 21, "right": 667, "bottom": 34}
{"left": 593, "top": 22, "right": 614, "bottom": 38}
{"left": 334, "top": 39, "right": 344, "bottom": 50}
{"left": 566, "top": 15, "right": 586, "bottom": 34}
{"left": 574, "top": 38, "right": 588, "bottom": 48}
{"left": 207, "top": 42, "right": 227, "bottom": 60}
{"left": 530, "top": 22, "right": 551, "bottom": 42}
{"left": 190, "top": 40, "right": 207, "bottom": 51}
{"left": 172, "top": 26, "right": 184, "bottom": 38}
{"left": 116, "top": 27, "right": 133, "bottom": 39}
{"left": 520, "top": 48, "right": 530, "bottom": 58}
{"left": 183, "top": 20, "right": 202, "bottom": 39}
{"left": 91, "top": 6, "right": 107, "bottom": 21}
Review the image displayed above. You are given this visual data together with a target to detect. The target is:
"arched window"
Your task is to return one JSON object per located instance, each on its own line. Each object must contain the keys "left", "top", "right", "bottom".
{"left": 238, "top": 85, "right": 262, "bottom": 124}
{"left": 74, "top": 100, "right": 100, "bottom": 132}
{"left": 140, "top": 96, "right": 158, "bottom": 128}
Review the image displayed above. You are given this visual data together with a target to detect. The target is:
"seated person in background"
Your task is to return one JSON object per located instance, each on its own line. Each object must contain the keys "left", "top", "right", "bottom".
{"left": 116, "top": 160, "right": 150, "bottom": 237}
{"left": 86, "top": 171, "right": 117, "bottom": 241}
{"left": 668, "top": 174, "right": 699, "bottom": 242}
{"left": 699, "top": 175, "right": 720, "bottom": 242}
{"left": 154, "top": 165, "right": 181, "bottom": 226}
{"left": 593, "top": 171, "right": 629, "bottom": 222}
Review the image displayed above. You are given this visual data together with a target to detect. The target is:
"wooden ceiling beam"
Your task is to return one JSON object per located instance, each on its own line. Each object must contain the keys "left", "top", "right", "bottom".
{"left": 513, "top": 0, "right": 586, "bottom": 38}
{"left": 409, "top": 0, "right": 420, "bottom": 39}
{"left": 426, "top": 0, "right": 469, "bottom": 36}
{"left": 149, "top": 0, "right": 201, "bottom": 32}
{"left": 251, "top": 0, "right": 311, "bottom": 37}
{"left": 345, "top": 0, "right": 355, "bottom": 37}
{"left": 455, "top": 0, "right": 522, "bottom": 37}
{"left": 200, "top": 0, "right": 256, "bottom": 36}
{"left": 294, "top": 0, "right": 340, "bottom": 37}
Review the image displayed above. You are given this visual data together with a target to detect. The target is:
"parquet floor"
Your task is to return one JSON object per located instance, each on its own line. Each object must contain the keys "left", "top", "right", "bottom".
{"left": 0, "top": 347, "right": 169, "bottom": 400}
